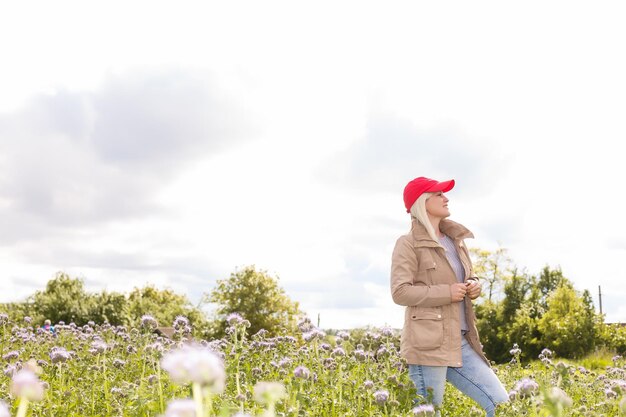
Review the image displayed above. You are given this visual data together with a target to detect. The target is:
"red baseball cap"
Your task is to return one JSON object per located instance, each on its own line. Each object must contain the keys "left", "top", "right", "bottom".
{"left": 403, "top": 177, "right": 455, "bottom": 213}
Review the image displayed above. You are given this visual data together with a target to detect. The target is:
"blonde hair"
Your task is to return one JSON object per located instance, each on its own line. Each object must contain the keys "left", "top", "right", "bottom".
{"left": 410, "top": 192, "right": 439, "bottom": 241}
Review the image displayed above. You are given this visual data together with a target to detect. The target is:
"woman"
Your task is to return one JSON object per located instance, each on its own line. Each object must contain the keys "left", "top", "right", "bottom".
{"left": 390, "top": 177, "right": 508, "bottom": 416}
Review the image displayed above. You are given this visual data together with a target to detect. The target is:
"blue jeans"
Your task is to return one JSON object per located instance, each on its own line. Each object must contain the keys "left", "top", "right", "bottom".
{"left": 408, "top": 336, "right": 508, "bottom": 417}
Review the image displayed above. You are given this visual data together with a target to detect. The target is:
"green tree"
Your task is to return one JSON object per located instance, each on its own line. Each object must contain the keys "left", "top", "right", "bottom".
{"left": 207, "top": 265, "right": 303, "bottom": 337}
{"left": 470, "top": 246, "right": 512, "bottom": 301}
{"left": 90, "top": 291, "right": 129, "bottom": 325}
{"left": 126, "top": 285, "right": 211, "bottom": 336}
{"left": 538, "top": 283, "right": 601, "bottom": 358}
{"left": 31, "top": 272, "right": 95, "bottom": 325}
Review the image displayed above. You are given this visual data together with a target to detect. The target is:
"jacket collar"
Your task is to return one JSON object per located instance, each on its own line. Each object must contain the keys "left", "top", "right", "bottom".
{"left": 411, "top": 217, "right": 474, "bottom": 247}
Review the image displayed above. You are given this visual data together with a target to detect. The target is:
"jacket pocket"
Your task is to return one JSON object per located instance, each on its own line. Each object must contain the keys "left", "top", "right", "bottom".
{"left": 415, "top": 257, "right": 437, "bottom": 284}
{"left": 409, "top": 307, "right": 444, "bottom": 350}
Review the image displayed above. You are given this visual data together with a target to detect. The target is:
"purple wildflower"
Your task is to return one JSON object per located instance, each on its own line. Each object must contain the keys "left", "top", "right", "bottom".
{"left": 363, "top": 380, "right": 374, "bottom": 390}
{"left": 50, "top": 347, "right": 71, "bottom": 364}
{"left": 90, "top": 340, "right": 108, "bottom": 355}
{"left": 354, "top": 349, "right": 368, "bottom": 361}
{"left": 509, "top": 343, "right": 521, "bottom": 357}
{"left": 294, "top": 366, "right": 311, "bottom": 380}
{"left": 173, "top": 316, "right": 189, "bottom": 329}
{"left": 253, "top": 382, "right": 287, "bottom": 405}
{"left": 412, "top": 404, "right": 435, "bottom": 416}
{"left": 226, "top": 313, "right": 244, "bottom": 325}
{"left": 113, "top": 359, "right": 126, "bottom": 368}
{"left": 380, "top": 326, "right": 394, "bottom": 337}
{"left": 161, "top": 343, "right": 225, "bottom": 393}
{"left": 0, "top": 402, "right": 9, "bottom": 417}
{"left": 141, "top": 315, "right": 159, "bottom": 330}
{"left": 163, "top": 399, "right": 196, "bottom": 417}
{"left": 374, "top": 389, "right": 389, "bottom": 404}
{"left": 3, "top": 351, "right": 19, "bottom": 361}
{"left": 297, "top": 317, "right": 314, "bottom": 333}
{"left": 10, "top": 369, "right": 45, "bottom": 401}
{"left": 332, "top": 347, "right": 346, "bottom": 357}
{"left": 514, "top": 378, "right": 539, "bottom": 397}
{"left": 302, "top": 328, "right": 326, "bottom": 342}
{"left": 336, "top": 330, "right": 350, "bottom": 340}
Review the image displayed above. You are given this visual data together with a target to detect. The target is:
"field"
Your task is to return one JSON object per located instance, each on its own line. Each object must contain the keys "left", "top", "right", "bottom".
{"left": 1, "top": 314, "right": 625, "bottom": 417}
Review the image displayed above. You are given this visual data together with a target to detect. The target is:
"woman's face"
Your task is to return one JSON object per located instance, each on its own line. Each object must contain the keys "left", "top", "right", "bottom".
{"left": 425, "top": 192, "right": 450, "bottom": 219}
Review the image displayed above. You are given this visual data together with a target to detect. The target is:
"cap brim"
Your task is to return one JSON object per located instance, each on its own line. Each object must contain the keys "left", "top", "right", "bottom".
{"left": 428, "top": 179, "right": 455, "bottom": 193}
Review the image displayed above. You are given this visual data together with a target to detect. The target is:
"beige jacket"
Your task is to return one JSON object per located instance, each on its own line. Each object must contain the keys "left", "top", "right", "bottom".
{"left": 390, "top": 218, "right": 489, "bottom": 367}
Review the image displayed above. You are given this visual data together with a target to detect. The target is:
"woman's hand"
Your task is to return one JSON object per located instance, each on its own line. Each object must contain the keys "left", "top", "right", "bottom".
{"left": 465, "top": 279, "right": 482, "bottom": 300}
{"left": 450, "top": 283, "right": 467, "bottom": 302}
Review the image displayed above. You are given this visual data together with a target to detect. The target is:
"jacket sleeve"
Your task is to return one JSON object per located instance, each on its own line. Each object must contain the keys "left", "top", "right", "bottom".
{"left": 390, "top": 236, "right": 453, "bottom": 307}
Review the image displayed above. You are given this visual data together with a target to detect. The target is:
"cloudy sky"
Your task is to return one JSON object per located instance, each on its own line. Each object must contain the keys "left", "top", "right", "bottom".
{"left": 1, "top": 1, "right": 625, "bottom": 329}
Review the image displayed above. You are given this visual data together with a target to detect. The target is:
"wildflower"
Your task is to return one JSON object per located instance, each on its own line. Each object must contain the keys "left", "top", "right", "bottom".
{"left": 381, "top": 326, "right": 394, "bottom": 337}
{"left": 146, "top": 342, "right": 164, "bottom": 352}
{"left": 10, "top": 369, "right": 45, "bottom": 402}
{"left": 363, "top": 380, "right": 374, "bottom": 390}
{"left": 364, "top": 331, "right": 381, "bottom": 342}
{"left": 113, "top": 359, "right": 126, "bottom": 368}
{"left": 302, "top": 328, "right": 326, "bottom": 342}
{"left": 294, "top": 366, "right": 311, "bottom": 380}
{"left": 161, "top": 344, "right": 225, "bottom": 393}
{"left": 336, "top": 330, "right": 350, "bottom": 340}
{"left": 226, "top": 312, "right": 244, "bottom": 325}
{"left": 4, "top": 365, "right": 18, "bottom": 377}
{"left": 612, "top": 379, "right": 626, "bottom": 394}
{"left": 2, "top": 351, "right": 19, "bottom": 361}
{"left": 24, "top": 316, "right": 32, "bottom": 324}
{"left": 148, "top": 374, "right": 158, "bottom": 384}
{"left": 377, "top": 346, "right": 390, "bottom": 358}
{"left": 605, "top": 388, "right": 618, "bottom": 399}
{"left": 0, "top": 313, "right": 9, "bottom": 325}
{"left": 0, "top": 401, "right": 8, "bottom": 417}
{"left": 253, "top": 381, "right": 287, "bottom": 405}
{"left": 374, "top": 389, "right": 389, "bottom": 404}
{"left": 332, "top": 347, "right": 346, "bottom": 357}
{"left": 298, "top": 317, "right": 314, "bottom": 333}
{"left": 111, "top": 387, "right": 126, "bottom": 397}
{"left": 90, "top": 340, "right": 108, "bottom": 355}
{"left": 141, "top": 315, "right": 159, "bottom": 330}
{"left": 162, "top": 399, "right": 196, "bottom": 417}
{"left": 514, "top": 378, "right": 539, "bottom": 397}
{"left": 509, "top": 343, "right": 521, "bottom": 357}
{"left": 173, "top": 316, "right": 189, "bottom": 329}
{"left": 555, "top": 361, "right": 569, "bottom": 374}
{"left": 323, "top": 358, "right": 336, "bottom": 369}
{"left": 544, "top": 387, "right": 573, "bottom": 408}
{"left": 50, "top": 347, "right": 71, "bottom": 364}
{"left": 278, "top": 358, "right": 292, "bottom": 368}
{"left": 359, "top": 350, "right": 373, "bottom": 362}
{"left": 541, "top": 348, "right": 553, "bottom": 358}
{"left": 508, "top": 390, "right": 518, "bottom": 401}
{"left": 412, "top": 404, "right": 435, "bottom": 416}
